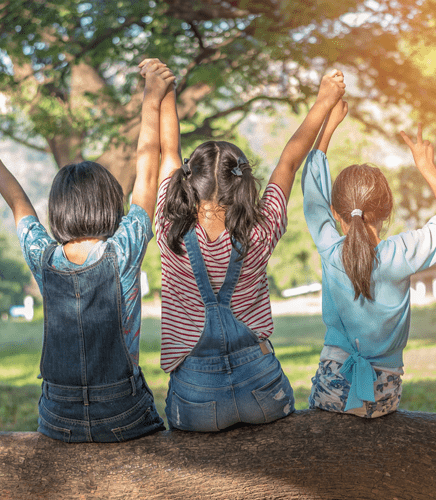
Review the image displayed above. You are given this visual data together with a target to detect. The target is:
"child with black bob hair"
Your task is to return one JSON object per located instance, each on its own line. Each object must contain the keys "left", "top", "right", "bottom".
{"left": 302, "top": 97, "right": 436, "bottom": 417}
{"left": 0, "top": 59, "right": 174, "bottom": 442}
{"left": 48, "top": 161, "right": 124, "bottom": 245}
{"left": 153, "top": 68, "right": 345, "bottom": 432}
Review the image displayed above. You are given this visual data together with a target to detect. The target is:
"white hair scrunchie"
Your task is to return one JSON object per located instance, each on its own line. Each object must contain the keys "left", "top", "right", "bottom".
{"left": 351, "top": 209, "right": 363, "bottom": 217}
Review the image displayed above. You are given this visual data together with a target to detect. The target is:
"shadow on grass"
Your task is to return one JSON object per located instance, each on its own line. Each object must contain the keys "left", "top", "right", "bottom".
{"left": 0, "top": 339, "right": 42, "bottom": 356}
{"left": 275, "top": 346, "right": 322, "bottom": 364}
{"left": 0, "top": 383, "right": 40, "bottom": 432}
{"left": 140, "top": 358, "right": 166, "bottom": 378}
{"left": 271, "top": 315, "right": 325, "bottom": 347}
{"left": 400, "top": 379, "right": 436, "bottom": 413}
{"left": 293, "top": 386, "right": 311, "bottom": 410}
{"left": 0, "top": 320, "right": 43, "bottom": 347}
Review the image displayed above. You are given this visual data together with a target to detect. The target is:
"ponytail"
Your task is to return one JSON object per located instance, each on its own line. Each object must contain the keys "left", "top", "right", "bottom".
{"left": 342, "top": 214, "right": 378, "bottom": 300}
{"left": 332, "top": 164, "right": 393, "bottom": 301}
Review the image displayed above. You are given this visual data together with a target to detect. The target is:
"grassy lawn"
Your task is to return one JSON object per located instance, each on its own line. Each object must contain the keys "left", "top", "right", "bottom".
{"left": 1, "top": 307, "right": 436, "bottom": 431}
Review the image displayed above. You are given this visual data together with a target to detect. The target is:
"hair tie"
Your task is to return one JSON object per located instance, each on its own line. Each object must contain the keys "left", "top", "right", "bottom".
{"left": 351, "top": 209, "right": 363, "bottom": 218}
{"left": 181, "top": 158, "right": 191, "bottom": 178}
{"left": 231, "top": 156, "right": 248, "bottom": 176}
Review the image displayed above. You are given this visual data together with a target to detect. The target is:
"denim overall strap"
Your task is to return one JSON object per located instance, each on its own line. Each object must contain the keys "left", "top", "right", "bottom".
{"left": 167, "top": 231, "right": 294, "bottom": 432}
{"left": 216, "top": 242, "right": 244, "bottom": 307}
{"left": 183, "top": 227, "right": 260, "bottom": 358}
{"left": 183, "top": 228, "right": 243, "bottom": 306}
{"left": 41, "top": 242, "right": 58, "bottom": 268}
{"left": 41, "top": 242, "right": 134, "bottom": 392}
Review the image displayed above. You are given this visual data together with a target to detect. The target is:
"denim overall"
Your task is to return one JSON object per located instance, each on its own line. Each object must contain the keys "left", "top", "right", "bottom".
{"left": 165, "top": 229, "right": 294, "bottom": 431}
{"left": 38, "top": 243, "right": 165, "bottom": 442}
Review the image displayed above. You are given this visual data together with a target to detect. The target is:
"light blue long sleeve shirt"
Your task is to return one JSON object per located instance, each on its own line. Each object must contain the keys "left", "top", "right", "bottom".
{"left": 302, "top": 150, "right": 436, "bottom": 410}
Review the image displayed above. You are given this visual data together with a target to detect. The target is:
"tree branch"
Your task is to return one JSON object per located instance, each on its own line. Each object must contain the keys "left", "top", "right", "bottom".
{"left": 189, "top": 21, "right": 205, "bottom": 51}
{"left": 176, "top": 47, "right": 215, "bottom": 95}
{"left": 162, "top": 0, "right": 250, "bottom": 21}
{"left": 207, "top": 95, "right": 302, "bottom": 121}
{"left": 176, "top": 30, "right": 245, "bottom": 95}
{"left": 0, "top": 128, "right": 50, "bottom": 154}
{"left": 181, "top": 95, "right": 303, "bottom": 141}
{"left": 75, "top": 17, "right": 145, "bottom": 59}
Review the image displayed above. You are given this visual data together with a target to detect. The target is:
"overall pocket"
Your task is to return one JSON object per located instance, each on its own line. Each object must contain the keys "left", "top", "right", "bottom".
{"left": 111, "top": 407, "right": 154, "bottom": 442}
{"left": 169, "top": 391, "right": 219, "bottom": 432}
{"left": 252, "top": 370, "right": 294, "bottom": 422}
{"left": 38, "top": 413, "right": 72, "bottom": 443}
{"left": 106, "top": 391, "right": 165, "bottom": 442}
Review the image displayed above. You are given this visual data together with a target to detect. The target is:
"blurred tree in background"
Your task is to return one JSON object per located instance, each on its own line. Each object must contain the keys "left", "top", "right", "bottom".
{"left": 0, "top": 233, "right": 30, "bottom": 314}
{"left": 391, "top": 167, "right": 436, "bottom": 230}
{"left": 1, "top": 0, "right": 436, "bottom": 293}
{"left": 2, "top": 0, "right": 435, "bottom": 192}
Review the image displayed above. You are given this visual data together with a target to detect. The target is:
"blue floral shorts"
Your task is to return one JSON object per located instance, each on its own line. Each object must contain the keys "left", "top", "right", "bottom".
{"left": 309, "top": 360, "right": 402, "bottom": 418}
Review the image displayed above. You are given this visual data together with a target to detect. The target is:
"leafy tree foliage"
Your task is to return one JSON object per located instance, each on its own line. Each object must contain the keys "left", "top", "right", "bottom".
{"left": 2, "top": 0, "right": 436, "bottom": 292}
{"left": 390, "top": 166, "right": 436, "bottom": 230}
{"left": 1, "top": 0, "right": 435, "bottom": 196}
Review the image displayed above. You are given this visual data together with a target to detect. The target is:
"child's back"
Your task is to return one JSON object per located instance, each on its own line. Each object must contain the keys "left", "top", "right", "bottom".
{"left": 0, "top": 59, "right": 175, "bottom": 441}
{"left": 302, "top": 101, "right": 436, "bottom": 416}
{"left": 156, "top": 175, "right": 287, "bottom": 372}
{"left": 18, "top": 200, "right": 164, "bottom": 442}
{"left": 155, "top": 70, "right": 346, "bottom": 431}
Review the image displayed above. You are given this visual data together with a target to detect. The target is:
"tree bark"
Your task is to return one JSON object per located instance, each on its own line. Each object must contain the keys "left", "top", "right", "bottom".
{"left": 1, "top": 409, "right": 435, "bottom": 499}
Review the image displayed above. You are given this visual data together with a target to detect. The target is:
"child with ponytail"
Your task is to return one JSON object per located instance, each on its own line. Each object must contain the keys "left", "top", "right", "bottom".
{"left": 154, "top": 69, "right": 345, "bottom": 431}
{"left": 302, "top": 97, "right": 436, "bottom": 417}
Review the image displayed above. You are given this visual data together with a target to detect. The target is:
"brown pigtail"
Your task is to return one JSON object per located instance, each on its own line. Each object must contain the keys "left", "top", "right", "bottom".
{"left": 164, "top": 168, "right": 200, "bottom": 255}
{"left": 163, "top": 141, "right": 266, "bottom": 258}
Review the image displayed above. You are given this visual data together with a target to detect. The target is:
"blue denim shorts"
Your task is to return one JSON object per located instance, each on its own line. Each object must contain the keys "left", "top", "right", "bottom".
{"left": 166, "top": 344, "right": 294, "bottom": 432}
{"left": 38, "top": 371, "right": 165, "bottom": 442}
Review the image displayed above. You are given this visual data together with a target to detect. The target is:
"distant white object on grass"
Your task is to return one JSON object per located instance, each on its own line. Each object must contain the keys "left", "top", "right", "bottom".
{"left": 9, "top": 295, "right": 34, "bottom": 321}
{"left": 141, "top": 271, "right": 150, "bottom": 297}
{"left": 282, "top": 283, "right": 322, "bottom": 298}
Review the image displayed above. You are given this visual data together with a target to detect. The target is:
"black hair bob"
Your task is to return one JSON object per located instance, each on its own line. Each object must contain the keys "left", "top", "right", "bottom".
{"left": 48, "top": 161, "right": 124, "bottom": 244}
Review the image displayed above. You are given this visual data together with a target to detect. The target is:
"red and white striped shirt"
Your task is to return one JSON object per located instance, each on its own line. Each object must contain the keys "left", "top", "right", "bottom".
{"left": 156, "top": 179, "right": 288, "bottom": 372}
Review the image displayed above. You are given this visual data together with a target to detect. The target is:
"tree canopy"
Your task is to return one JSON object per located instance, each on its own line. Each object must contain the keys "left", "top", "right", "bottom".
{"left": 2, "top": 0, "right": 436, "bottom": 293}
{"left": 1, "top": 0, "right": 436, "bottom": 196}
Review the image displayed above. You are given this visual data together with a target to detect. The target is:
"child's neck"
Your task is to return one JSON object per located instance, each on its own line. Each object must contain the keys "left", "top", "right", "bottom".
{"left": 63, "top": 236, "right": 106, "bottom": 265}
{"left": 198, "top": 202, "right": 226, "bottom": 242}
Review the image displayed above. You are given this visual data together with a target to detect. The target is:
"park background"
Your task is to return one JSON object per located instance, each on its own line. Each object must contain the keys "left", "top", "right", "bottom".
{"left": 2, "top": 0, "right": 436, "bottom": 430}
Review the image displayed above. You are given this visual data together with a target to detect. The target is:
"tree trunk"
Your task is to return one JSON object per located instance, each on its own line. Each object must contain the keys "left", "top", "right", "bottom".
{"left": 1, "top": 409, "right": 436, "bottom": 499}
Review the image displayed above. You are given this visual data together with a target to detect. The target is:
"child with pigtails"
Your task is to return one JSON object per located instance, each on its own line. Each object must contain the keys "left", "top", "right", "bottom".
{"left": 150, "top": 65, "right": 345, "bottom": 432}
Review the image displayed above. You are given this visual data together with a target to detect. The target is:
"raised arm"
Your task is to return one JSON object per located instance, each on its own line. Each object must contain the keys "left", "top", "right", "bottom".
{"left": 133, "top": 58, "right": 175, "bottom": 220}
{"left": 158, "top": 83, "right": 181, "bottom": 185}
{"left": 400, "top": 124, "right": 436, "bottom": 198}
{"left": 0, "top": 158, "right": 37, "bottom": 226}
{"left": 268, "top": 69, "right": 345, "bottom": 202}
{"left": 313, "top": 98, "right": 348, "bottom": 154}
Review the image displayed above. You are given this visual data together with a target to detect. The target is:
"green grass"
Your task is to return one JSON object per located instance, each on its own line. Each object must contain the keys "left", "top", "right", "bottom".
{"left": 2, "top": 306, "right": 436, "bottom": 431}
